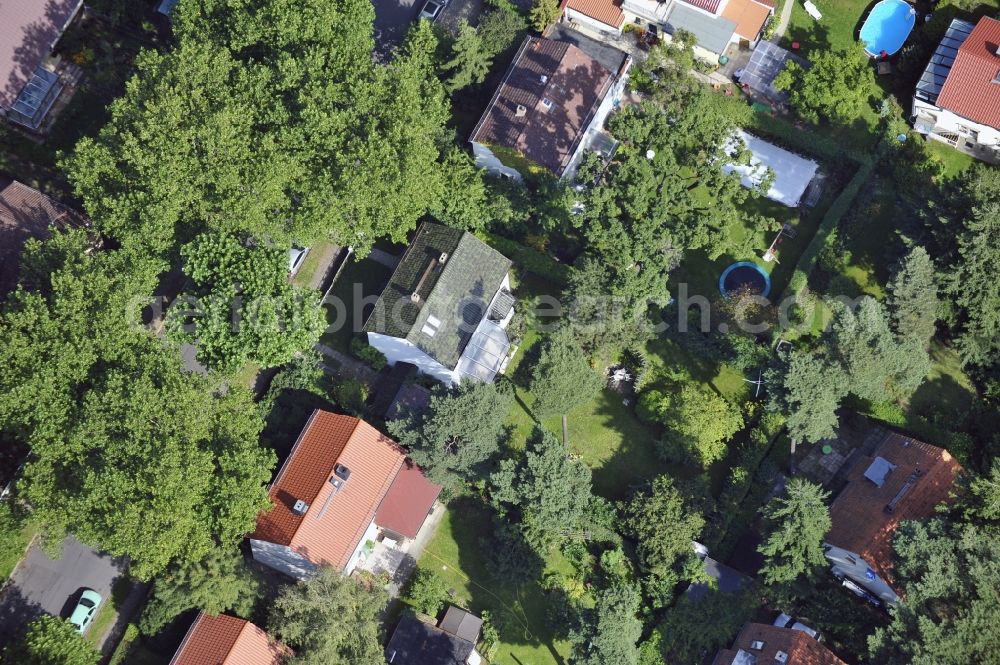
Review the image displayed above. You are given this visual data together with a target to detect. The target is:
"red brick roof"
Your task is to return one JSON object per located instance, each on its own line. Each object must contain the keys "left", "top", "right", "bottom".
{"left": 374, "top": 461, "right": 441, "bottom": 539}
{"left": 561, "top": 0, "right": 625, "bottom": 29}
{"left": 679, "top": 0, "right": 724, "bottom": 15}
{"left": 936, "top": 16, "right": 1000, "bottom": 129}
{"left": 170, "top": 614, "right": 288, "bottom": 665}
{"left": 470, "top": 37, "right": 616, "bottom": 176}
{"left": 0, "top": 0, "right": 82, "bottom": 109}
{"left": 0, "top": 176, "right": 83, "bottom": 295}
{"left": 712, "top": 623, "right": 846, "bottom": 665}
{"left": 252, "top": 412, "right": 406, "bottom": 570}
{"left": 827, "top": 432, "right": 961, "bottom": 591}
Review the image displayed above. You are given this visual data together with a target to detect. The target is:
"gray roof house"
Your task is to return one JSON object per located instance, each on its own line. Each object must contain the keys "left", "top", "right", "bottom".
{"left": 364, "top": 223, "right": 516, "bottom": 386}
{"left": 385, "top": 607, "right": 484, "bottom": 665}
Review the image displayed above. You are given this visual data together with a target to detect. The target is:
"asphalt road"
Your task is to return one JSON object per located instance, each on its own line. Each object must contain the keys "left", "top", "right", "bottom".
{"left": 0, "top": 536, "right": 127, "bottom": 645}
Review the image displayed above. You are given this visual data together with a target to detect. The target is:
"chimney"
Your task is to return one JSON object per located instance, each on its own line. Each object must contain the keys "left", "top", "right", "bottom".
{"left": 439, "top": 252, "right": 449, "bottom": 263}
{"left": 292, "top": 499, "right": 309, "bottom": 515}
{"left": 410, "top": 292, "right": 421, "bottom": 303}
{"left": 515, "top": 104, "right": 527, "bottom": 117}
{"left": 540, "top": 74, "right": 549, "bottom": 83}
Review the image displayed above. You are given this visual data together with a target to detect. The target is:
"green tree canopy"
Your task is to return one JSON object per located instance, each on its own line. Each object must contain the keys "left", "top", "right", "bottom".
{"left": 639, "top": 385, "right": 744, "bottom": 465}
{"left": 767, "top": 348, "right": 845, "bottom": 443}
{"left": 139, "top": 546, "right": 261, "bottom": 635}
{"left": 887, "top": 246, "right": 940, "bottom": 346}
{"left": 490, "top": 426, "right": 593, "bottom": 547}
{"left": 268, "top": 566, "right": 388, "bottom": 665}
{"left": 2, "top": 616, "right": 99, "bottom": 665}
{"left": 774, "top": 48, "right": 879, "bottom": 125}
{"left": 169, "top": 232, "right": 325, "bottom": 372}
{"left": 388, "top": 380, "right": 514, "bottom": 487}
{"left": 529, "top": 0, "right": 560, "bottom": 31}
{"left": 656, "top": 587, "right": 758, "bottom": 664}
{"left": 0, "top": 246, "right": 274, "bottom": 579}
{"left": 757, "top": 478, "right": 831, "bottom": 585}
{"left": 621, "top": 476, "right": 705, "bottom": 606}
{"left": 443, "top": 22, "right": 492, "bottom": 92}
{"left": 528, "top": 326, "right": 604, "bottom": 416}
{"left": 570, "top": 582, "right": 643, "bottom": 665}
{"left": 868, "top": 519, "right": 1000, "bottom": 664}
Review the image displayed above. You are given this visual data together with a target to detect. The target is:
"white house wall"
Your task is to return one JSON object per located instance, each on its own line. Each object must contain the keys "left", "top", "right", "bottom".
{"left": 344, "top": 520, "right": 381, "bottom": 575}
{"left": 249, "top": 538, "right": 317, "bottom": 580}
{"left": 471, "top": 142, "right": 524, "bottom": 181}
{"left": 367, "top": 331, "right": 461, "bottom": 386}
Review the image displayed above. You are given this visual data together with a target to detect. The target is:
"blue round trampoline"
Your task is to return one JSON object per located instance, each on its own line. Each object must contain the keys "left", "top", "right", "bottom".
{"left": 860, "top": 0, "right": 916, "bottom": 57}
{"left": 719, "top": 262, "right": 772, "bottom": 299}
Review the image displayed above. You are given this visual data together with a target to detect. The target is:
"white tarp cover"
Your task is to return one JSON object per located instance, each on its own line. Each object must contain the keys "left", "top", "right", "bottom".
{"left": 722, "top": 130, "right": 819, "bottom": 207}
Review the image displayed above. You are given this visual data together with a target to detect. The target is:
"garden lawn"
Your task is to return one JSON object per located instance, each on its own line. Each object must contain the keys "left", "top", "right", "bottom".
{"left": 413, "top": 500, "right": 571, "bottom": 665}
{"left": 924, "top": 140, "right": 975, "bottom": 179}
{"left": 319, "top": 257, "right": 393, "bottom": 353}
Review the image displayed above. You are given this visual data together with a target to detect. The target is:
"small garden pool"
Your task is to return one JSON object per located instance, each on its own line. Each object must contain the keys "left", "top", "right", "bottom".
{"left": 859, "top": 0, "right": 916, "bottom": 57}
{"left": 719, "top": 261, "right": 772, "bottom": 299}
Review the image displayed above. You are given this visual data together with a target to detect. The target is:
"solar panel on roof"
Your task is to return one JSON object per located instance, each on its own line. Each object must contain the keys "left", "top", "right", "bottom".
{"left": 915, "top": 18, "right": 975, "bottom": 101}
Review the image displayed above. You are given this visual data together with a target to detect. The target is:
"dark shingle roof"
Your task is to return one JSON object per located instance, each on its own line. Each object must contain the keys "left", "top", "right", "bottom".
{"left": 438, "top": 606, "right": 483, "bottom": 643}
{"left": 365, "top": 223, "right": 511, "bottom": 370}
{"left": 385, "top": 615, "right": 476, "bottom": 665}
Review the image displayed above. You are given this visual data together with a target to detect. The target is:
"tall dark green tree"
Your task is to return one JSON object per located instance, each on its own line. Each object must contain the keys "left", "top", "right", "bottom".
{"left": 388, "top": 380, "right": 514, "bottom": 487}
{"left": 139, "top": 547, "right": 261, "bottom": 635}
{"left": 528, "top": 326, "right": 604, "bottom": 416}
{"left": 490, "top": 427, "right": 593, "bottom": 547}
{"left": 443, "top": 22, "right": 492, "bottom": 92}
{"left": 570, "top": 583, "right": 643, "bottom": 665}
{"left": 621, "top": 476, "right": 705, "bottom": 606}
{"left": 887, "top": 246, "right": 940, "bottom": 346}
{"left": 269, "top": 566, "right": 387, "bottom": 665}
{"left": 757, "top": 478, "right": 831, "bottom": 585}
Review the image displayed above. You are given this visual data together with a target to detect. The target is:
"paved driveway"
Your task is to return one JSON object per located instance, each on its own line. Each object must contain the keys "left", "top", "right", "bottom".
{"left": 0, "top": 536, "right": 127, "bottom": 645}
{"left": 373, "top": 0, "right": 421, "bottom": 59}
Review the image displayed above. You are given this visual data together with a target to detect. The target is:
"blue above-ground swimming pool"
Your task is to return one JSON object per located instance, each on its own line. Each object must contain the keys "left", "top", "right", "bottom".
{"left": 719, "top": 262, "right": 772, "bottom": 299}
{"left": 860, "top": 0, "right": 916, "bottom": 56}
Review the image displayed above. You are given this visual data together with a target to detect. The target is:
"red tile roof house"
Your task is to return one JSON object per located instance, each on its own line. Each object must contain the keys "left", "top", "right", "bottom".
{"left": 170, "top": 613, "right": 289, "bottom": 665}
{"left": 560, "top": 0, "right": 774, "bottom": 61}
{"left": 823, "top": 432, "right": 962, "bottom": 607}
{"left": 469, "top": 33, "right": 632, "bottom": 181}
{"left": 712, "top": 622, "right": 846, "bottom": 665}
{"left": 0, "top": 175, "right": 85, "bottom": 296}
{"left": 249, "top": 411, "right": 441, "bottom": 580}
{"left": 0, "top": 0, "right": 84, "bottom": 131}
{"left": 912, "top": 16, "right": 1000, "bottom": 165}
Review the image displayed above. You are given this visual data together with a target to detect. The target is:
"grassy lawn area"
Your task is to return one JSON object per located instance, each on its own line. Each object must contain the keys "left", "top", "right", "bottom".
{"left": 923, "top": 139, "right": 976, "bottom": 179}
{"left": 319, "top": 256, "right": 393, "bottom": 353}
{"left": 291, "top": 241, "right": 337, "bottom": 288}
{"left": 0, "top": 523, "right": 36, "bottom": 581}
{"left": 413, "top": 499, "right": 571, "bottom": 665}
{"left": 909, "top": 341, "right": 977, "bottom": 417}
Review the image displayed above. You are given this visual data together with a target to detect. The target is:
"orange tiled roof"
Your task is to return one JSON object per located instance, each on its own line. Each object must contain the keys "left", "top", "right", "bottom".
{"left": 170, "top": 613, "right": 288, "bottom": 665}
{"left": 252, "top": 412, "right": 405, "bottom": 570}
{"left": 722, "top": 0, "right": 772, "bottom": 40}
{"left": 562, "top": 0, "right": 625, "bottom": 29}
{"left": 712, "top": 623, "right": 846, "bottom": 665}
{"left": 827, "top": 432, "right": 961, "bottom": 590}
{"left": 935, "top": 16, "right": 1000, "bottom": 129}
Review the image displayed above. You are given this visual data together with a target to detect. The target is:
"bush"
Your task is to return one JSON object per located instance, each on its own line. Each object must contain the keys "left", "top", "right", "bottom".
{"left": 404, "top": 569, "right": 450, "bottom": 617}
{"left": 333, "top": 377, "right": 369, "bottom": 414}
{"left": 349, "top": 336, "right": 387, "bottom": 370}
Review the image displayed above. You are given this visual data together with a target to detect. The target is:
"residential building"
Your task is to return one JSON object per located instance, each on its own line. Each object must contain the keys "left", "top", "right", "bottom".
{"left": 0, "top": 0, "right": 84, "bottom": 131}
{"left": 561, "top": 0, "right": 774, "bottom": 61}
{"left": 170, "top": 613, "right": 288, "bottom": 665}
{"left": 824, "top": 432, "right": 961, "bottom": 606}
{"left": 364, "top": 223, "right": 516, "bottom": 386}
{"left": 469, "top": 32, "right": 631, "bottom": 180}
{"left": 712, "top": 621, "right": 846, "bottom": 665}
{"left": 0, "top": 176, "right": 84, "bottom": 296}
{"left": 250, "top": 411, "right": 441, "bottom": 579}
{"left": 385, "top": 606, "right": 484, "bottom": 665}
{"left": 912, "top": 16, "right": 1000, "bottom": 164}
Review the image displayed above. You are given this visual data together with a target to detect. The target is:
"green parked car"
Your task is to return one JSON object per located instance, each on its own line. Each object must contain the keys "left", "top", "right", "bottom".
{"left": 69, "top": 589, "right": 102, "bottom": 634}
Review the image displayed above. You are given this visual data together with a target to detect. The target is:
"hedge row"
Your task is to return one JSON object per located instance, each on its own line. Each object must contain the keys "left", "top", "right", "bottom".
{"left": 779, "top": 158, "right": 877, "bottom": 301}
